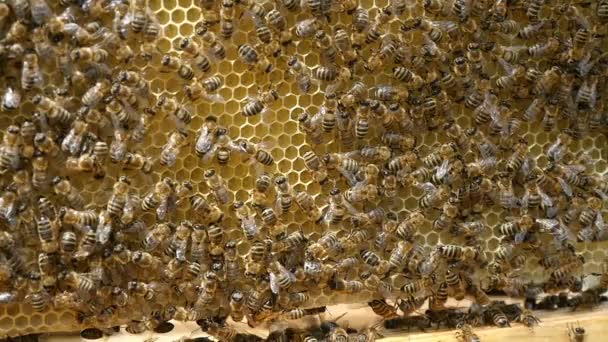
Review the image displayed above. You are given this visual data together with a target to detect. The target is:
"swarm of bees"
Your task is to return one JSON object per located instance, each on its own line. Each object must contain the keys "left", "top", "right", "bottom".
{"left": 0, "top": 0, "right": 607, "bottom": 341}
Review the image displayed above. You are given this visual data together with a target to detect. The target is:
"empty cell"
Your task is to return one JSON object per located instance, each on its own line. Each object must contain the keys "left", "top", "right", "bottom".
{"left": 164, "top": 24, "right": 178, "bottom": 38}
{"left": 297, "top": 95, "right": 312, "bottom": 107}
{"left": 190, "top": 167, "right": 205, "bottom": 182}
{"left": 158, "top": 38, "right": 173, "bottom": 53}
{"left": 156, "top": 10, "right": 171, "bottom": 25}
{"left": 186, "top": 8, "right": 201, "bottom": 21}
{"left": 285, "top": 146, "right": 298, "bottom": 160}
{"left": 0, "top": 317, "right": 12, "bottom": 330}
{"left": 163, "top": 0, "right": 177, "bottom": 10}
{"left": 30, "top": 314, "right": 43, "bottom": 328}
{"left": 240, "top": 124, "right": 254, "bottom": 137}
{"left": 251, "top": 124, "right": 268, "bottom": 139}
{"left": 179, "top": 23, "right": 193, "bottom": 36}
{"left": 277, "top": 134, "right": 290, "bottom": 147}
{"left": 171, "top": 9, "right": 185, "bottom": 23}
{"left": 284, "top": 121, "right": 298, "bottom": 134}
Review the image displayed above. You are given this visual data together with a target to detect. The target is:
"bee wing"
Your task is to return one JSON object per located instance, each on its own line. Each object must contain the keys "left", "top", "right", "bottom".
{"left": 257, "top": 140, "right": 276, "bottom": 150}
{"left": 116, "top": 12, "right": 133, "bottom": 39}
{"left": 0, "top": 292, "right": 16, "bottom": 305}
{"left": 497, "top": 58, "right": 514, "bottom": 74}
{"left": 577, "top": 52, "right": 594, "bottom": 77}
{"left": 514, "top": 231, "right": 527, "bottom": 244}
{"left": 562, "top": 164, "right": 586, "bottom": 175}
{"left": 520, "top": 190, "right": 530, "bottom": 210}
{"left": 538, "top": 188, "right": 553, "bottom": 207}
{"left": 342, "top": 199, "right": 359, "bottom": 216}
{"left": 269, "top": 272, "right": 280, "bottom": 294}
{"left": 535, "top": 218, "right": 559, "bottom": 230}
{"left": 594, "top": 189, "right": 608, "bottom": 202}
{"left": 204, "top": 93, "right": 226, "bottom": 103}
{"left": 435, "top": 159, "right": 450, "bottom": 179}
{"left": 96, "top": 224, "right": 112, "bottom": 245}
{"left": 31, "top": 0, "right": 53, "bottom": 25}
{"left": 156, "top": 198, "right": 169, "bottom": 221}
{"left": 595, "top": 212, "right": 605, "bottom": 232}
{"left": 556, "top": 177, "right": 573, "bottom": 198}
{"left": 415, "top": 181, "right": 437, "bottom": 192}
{"left": 337, "top": 166, "right": 357, "bottom": 187}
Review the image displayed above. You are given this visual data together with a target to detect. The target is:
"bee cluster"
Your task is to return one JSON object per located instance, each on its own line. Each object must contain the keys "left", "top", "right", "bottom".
{"left": 0, "top": 0, "right": 607, "bottom": 340}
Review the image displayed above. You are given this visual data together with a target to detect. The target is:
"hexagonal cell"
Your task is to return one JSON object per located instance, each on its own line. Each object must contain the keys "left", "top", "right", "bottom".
{"left": 156, "top": 10, "right": 171, "bottom": 25}
{"left": 0, "top": 317, "right": 13, "bottom": 331}
{"left": 14, "top": 316, "right": 28, "bottom": 329}
{"left": 30, "top": 314, "right": 43, "bottom": 328}
{"left": 6, "top": 305, "right": 20, "bottom": 317}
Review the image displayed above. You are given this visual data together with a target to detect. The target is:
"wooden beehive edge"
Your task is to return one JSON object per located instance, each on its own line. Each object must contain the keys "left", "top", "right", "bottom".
{"left": 380, "top": 304, "right": 608, "bottom": 342}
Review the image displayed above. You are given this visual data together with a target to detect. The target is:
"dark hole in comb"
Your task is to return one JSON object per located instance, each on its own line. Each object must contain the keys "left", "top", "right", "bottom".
{"left": 153, "top": 321, "right": 175, "bottom": 333}
{"left": 80, "top": 328, "right": 103, "bottom": 340}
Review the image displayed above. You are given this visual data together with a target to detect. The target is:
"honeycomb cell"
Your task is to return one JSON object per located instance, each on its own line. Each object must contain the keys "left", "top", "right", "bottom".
{"left": 297, "top": 95, "right": 312, "bottom": 107}
{"left": 178, "top": 0, "right": 192, "bottom": 8}
{"left": 157, "top": 38, "right": 173, "bottom": 53}
{"left": 156, "top": 10, "right": 171, "bottom": 25}
{"left": 190, "top": 167, "right": 204, "bottom": 183}
{"left": 6, "top": 305, "right": 19, "bottom": 317}
{"left": 179, "top": 23, "right": 193, "bottom": 36}
{"left": 486, "top": 237, "right": 500, "bottom": 251}
{"left": 596, "top": 160, "right": 607, "bottom": 174}
{"left": 285, "top": 146, "right": 298, "bottom": 161}
{"left": 171, "top": 9, "right": 185, "bottom": 24}
{"left": 284, "top": 121, "right": 298, "bottom": 135}
{"left": 14, "top": 317, "right": 27, "bottom": 329}
{"left": 161, "top": 0, "right": 177, "bottom": 10}
{"left": 0, "top": 318, "right": 12, "bottom": 331}
{"left": 29, "top": 315, "right": 43, "bottom": 328}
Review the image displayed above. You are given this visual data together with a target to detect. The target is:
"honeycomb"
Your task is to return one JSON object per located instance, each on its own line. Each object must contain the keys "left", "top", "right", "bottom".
{"left": 0, "top": 0, "right": 607, "bottom": 339}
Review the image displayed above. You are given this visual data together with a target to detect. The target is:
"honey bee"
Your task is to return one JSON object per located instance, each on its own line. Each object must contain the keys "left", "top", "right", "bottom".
{"left": 21, "top": 53, "right": 43, "bottom": 90}
{"left": 184, "top": 77, "right": 224, "bottom": 103}
{"left": 237, "top": 44, "right": 272, "bottom": 73}
{"left": 64, "top": 270, "right": 96, "bottom": 293}
{"left": 60, "top": 120, "right": 88, "bottom": 157}
{"left": 82, "top": 80, "right": 111, "bottom": 109}
{"left": 367, "top": 299, "right": 399, "bottom": 320}
{"left": 26, "top": 273, "right": 49, "bottom": 312}
{"left": 455, "top": 323, "right": 480, "bottom": 342}
{"left": 110, "top": 82, "right": 139, "bottom": 109}
{"left": 118, "top": 70, "right": 149, "bottom": 96}
{"left": 160, "top": 130, "right": 188, "bottom": 167}
{"left": 142, "top": 223, "right": 171, "bottom": 252}
{"left": 400, "top": 276, "right": 435, "bottom": 297}
{"left": 128, "top": 0, "right": 150, "bottom": 34}
{"left": 161, "top": 54, "right": 195, "bottom": 81}
{"left": 70, "top": 45, "right": 108, "bottom": 64}
{"left": 241, "top": 88, "right": 279, "bottom": 118}
{"left": 1, "top": 86, "right": 21, "bottom": 112}
{"left": 32, "top": 95, "right": 74, "bottom": 126}
{"left": 236, "top": 139, "right": 274, "bottom": 166}
{"left": 416, "top": 182, "right": 450, "bottom": 209}
{"left": 66, "top": 153, "right": 105, "bottom": 178}
{"left": 165, "top": 222, "right": 192, "bottom": 262}
{"left": 203, "top": 169, "right": 229, "bottom": 204}
{"left": 190, "top": 194, "right": 224, "bottom": 224}
{"left": 123, "top": 152, "right": 152, "bottom": 173}
{"left": 287, "top": 56, "right": 314, "bottom": 94}
{"left": 106, "top": 176, "right": 130, "bottom": 217}
{"left": 177, "top": 37, "right": 211, "bottom": 73}
{"left": 155, "top": 94, "right": 192, "bottom": 127}
{"left": 141, "top": 177, "right": 173, "bottom": 217}
{"left": 194, "top": 116, "right": 221, "bottom": 161}
{"left": 568, "top": 322, "right": 586, "bottom": 342}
